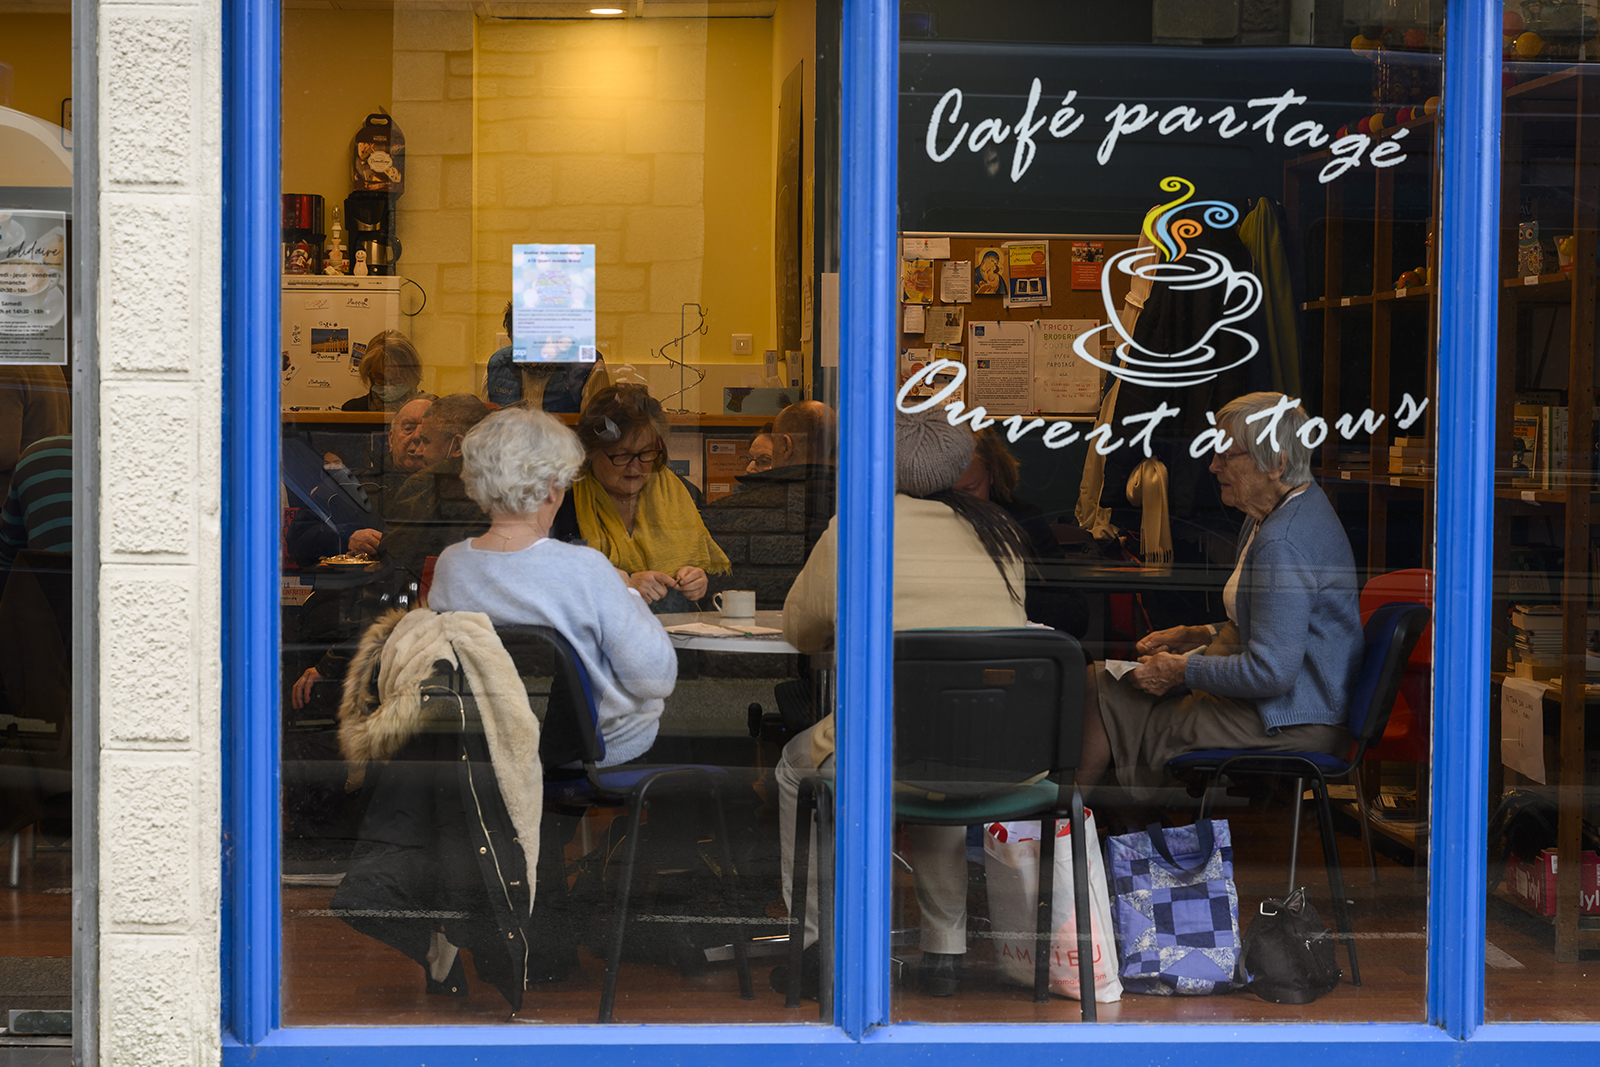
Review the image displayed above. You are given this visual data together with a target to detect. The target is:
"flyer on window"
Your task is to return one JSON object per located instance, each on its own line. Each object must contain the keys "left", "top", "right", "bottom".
{"left": 0, "top": 210, "right": 68, "bottom": 366}
{"left": 511, "top": 243, "right": 596, "bottom": 363}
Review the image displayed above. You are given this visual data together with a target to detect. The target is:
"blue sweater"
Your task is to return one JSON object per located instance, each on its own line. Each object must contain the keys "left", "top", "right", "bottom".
{"left": 1184, "top": 483, "right": 1363, "bottom": 734}
{"left": 428, "top": 537, "right": 678, "bottom": 765}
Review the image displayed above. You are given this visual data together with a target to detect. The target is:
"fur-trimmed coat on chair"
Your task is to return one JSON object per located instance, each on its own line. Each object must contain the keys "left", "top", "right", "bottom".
{"left": 329, "top": 607, "right": 544, "bottom": 1010}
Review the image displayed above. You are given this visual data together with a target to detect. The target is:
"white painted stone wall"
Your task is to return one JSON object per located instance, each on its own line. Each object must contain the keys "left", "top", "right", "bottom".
{"left": 97, "top": 0, "right": 222, "bottom": 1063}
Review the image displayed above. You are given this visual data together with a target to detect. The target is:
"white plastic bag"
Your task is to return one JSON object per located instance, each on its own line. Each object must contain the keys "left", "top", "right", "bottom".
{"left": 983, "top": 811, "right": 1122, "bottom": 1002}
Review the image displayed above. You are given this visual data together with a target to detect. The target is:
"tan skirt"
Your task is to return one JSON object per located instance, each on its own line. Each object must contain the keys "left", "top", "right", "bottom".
{"left": 1096, "top": 624, "right": 1354, "bottom": 801}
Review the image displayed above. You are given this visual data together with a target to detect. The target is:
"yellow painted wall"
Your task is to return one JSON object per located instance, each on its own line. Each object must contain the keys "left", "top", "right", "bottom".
{"left": 0, "top": 15, "right": 72, "bottom": 127}
{"left": 281, "top": 11, "right": 394, "bottom": 223}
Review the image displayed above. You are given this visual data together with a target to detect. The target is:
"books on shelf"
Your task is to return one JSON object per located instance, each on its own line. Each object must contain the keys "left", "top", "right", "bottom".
{"left": 1507, "top": 604, "right": 1600, "bottom": 681}
{"left": 1511, "top": 405, "right": 1541, "bottom": 485}
{"left": 1509, "top": 403, "right": 1599, "bottom": 489}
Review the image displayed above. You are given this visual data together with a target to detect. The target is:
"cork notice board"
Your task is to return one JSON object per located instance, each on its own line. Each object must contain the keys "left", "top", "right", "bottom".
{"left": 897, "top": 232, "right": 1139, "bottom": 414}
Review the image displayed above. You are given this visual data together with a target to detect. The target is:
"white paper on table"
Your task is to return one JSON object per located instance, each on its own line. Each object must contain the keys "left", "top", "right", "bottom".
{"left": 939, "top": 260, "right": 973, "bottom": 303}
{"left": 1033, "top": 319, "right": 1103, "bottom": 413}
{"left": 967, "top": 320, "right": 1033, "bottom": 413}
{"left": 1104, "top": 659, "right": 1139, "bottom": 680}
{"left": 1500, "top": 677, "right": 1548, "bottom": 784}
{"left": 665, "top": 622, "right": 784, "bottom": 637}
{"left": 903, "top": 304, "right": 926, "bottom": 334}
{"left": 904, "top": 236, "right": 951, "bottom": 259}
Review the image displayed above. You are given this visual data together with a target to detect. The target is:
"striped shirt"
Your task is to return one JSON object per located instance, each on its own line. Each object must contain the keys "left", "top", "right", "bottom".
{"left": 0, "top": 434, "right": 73, "bottom": 570}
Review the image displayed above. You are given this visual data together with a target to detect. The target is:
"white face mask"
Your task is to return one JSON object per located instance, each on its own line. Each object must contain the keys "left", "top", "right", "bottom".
{"left": 371, "top": 382, "right": 412, "bottom": 403}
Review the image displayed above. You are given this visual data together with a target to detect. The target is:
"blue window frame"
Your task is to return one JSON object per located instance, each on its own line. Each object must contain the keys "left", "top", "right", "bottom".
{"left": 220, "top": 0, "right": 1600, "bottom": 1060}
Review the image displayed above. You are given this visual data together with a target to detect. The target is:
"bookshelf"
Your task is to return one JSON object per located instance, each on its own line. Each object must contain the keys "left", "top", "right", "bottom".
{"left": 1494, "top": 65, "right": 1600, "bottom": 962}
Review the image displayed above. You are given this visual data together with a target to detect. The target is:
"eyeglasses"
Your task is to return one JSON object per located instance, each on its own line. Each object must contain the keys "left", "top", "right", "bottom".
{"left": 1216, "top": 448, "right": 1252, "bottom": 464}
{"left": 744, "top": 454, "right": 773, "bottom": 471}
{"left": 603, "top": 447, "right": 663, "bottom": 467}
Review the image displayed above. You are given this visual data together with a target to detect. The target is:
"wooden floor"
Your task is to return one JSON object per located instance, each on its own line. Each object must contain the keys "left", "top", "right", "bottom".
{"left": 5, "top": 797, "right": 1596, "bottom": 1027}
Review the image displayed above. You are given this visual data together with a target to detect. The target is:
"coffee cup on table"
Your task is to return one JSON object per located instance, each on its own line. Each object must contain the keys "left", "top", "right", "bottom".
{"left": 713, "top": 590, "right": 756, "bottom": 624}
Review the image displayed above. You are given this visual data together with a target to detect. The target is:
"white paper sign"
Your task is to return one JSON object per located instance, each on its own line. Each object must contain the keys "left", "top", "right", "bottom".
{"left": 0, "top": 210, "right": 68, "bottom": 365}
{"left": 903, "top": 303, "right": 926, "bottom": 334}
{"left": 903, "top": 236, "right": 951, "bottom": 259}
{"left": 939, "top": 260, "right": 972, "bottom": 303}
{"left": 967, "top": 320, "right": 1033, "bottom": 413}
{"left": 1033, "top": 319, "right": 1102, "bottom": 413}
{"left": 1501, "top": 677, "right": 1547, "bottom": 784}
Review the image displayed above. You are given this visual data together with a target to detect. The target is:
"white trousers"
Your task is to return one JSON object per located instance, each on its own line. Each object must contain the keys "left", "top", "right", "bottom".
{"left": 775, "top": 724, "right": 970, "bottom": 955}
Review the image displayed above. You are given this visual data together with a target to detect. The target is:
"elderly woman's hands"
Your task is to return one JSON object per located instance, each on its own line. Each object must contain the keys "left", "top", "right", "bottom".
{"left": 674, "top": 565, "right": 708, "bottom": 602}
{"left": 1136, "top": 624, "right": 1210, "bottom": 657}
{"left": 1130, "top": 651, "right": 1189, "bottom": 697}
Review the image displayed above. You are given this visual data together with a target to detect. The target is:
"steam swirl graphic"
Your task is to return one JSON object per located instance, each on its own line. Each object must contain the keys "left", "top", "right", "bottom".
{"left": 1141, "top": 176, "right": 1242, "bottom": 262}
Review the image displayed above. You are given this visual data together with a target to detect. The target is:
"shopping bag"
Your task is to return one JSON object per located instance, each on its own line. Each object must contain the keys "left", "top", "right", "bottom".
{"left": 983, "top": 812, "right": 1123, "bottom": 1002}
{"left": 1106, "top": 819, "right": 1242, "bottom": 996}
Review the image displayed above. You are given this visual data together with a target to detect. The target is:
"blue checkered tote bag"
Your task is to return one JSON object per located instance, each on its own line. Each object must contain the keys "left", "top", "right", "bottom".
{"left": 1107, "top": 819, "right": 1242, "bottom": 995}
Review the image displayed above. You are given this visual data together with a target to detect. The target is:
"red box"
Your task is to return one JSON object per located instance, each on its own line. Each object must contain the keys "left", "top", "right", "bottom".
{"left": 1503, "top": 848, "right": 1600, "bottom": 915}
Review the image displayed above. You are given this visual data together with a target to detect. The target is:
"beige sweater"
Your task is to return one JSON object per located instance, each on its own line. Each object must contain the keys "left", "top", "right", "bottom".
{"left": 783, "top": 494, "right": 1027, "bottom": 766}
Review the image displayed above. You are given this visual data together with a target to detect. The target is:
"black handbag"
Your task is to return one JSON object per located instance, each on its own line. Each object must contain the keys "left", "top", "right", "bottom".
{"left": 1237, "top": 888, "right": 1343, "bottom": 1004}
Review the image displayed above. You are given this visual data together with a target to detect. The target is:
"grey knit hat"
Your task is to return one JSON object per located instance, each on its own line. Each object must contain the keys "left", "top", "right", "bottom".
{"left": 896, "top": 409, "right": 974, "bottom": 497}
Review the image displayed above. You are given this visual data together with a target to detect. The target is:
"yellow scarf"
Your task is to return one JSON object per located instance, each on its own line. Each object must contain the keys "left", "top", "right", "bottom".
{"left": 572, "top": 471, "right": 731, "bottom": 577}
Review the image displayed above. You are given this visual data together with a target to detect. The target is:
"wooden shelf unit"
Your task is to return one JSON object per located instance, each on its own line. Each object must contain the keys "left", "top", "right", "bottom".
{"left": 1495, "top": 65, "right": 1600, "bottom": 962}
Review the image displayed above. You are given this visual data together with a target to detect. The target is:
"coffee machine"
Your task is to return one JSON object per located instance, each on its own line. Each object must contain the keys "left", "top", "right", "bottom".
{"left": 343, "top": 190, "right": 401, "bottom": 276}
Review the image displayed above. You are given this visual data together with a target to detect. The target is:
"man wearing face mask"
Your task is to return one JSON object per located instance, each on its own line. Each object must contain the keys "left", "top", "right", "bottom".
{"left": 284, "top": 396, "right": 434, "bottom": 567}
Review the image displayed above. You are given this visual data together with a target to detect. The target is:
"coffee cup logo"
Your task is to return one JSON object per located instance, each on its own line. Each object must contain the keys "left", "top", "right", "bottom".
{"left": 1073, "top": 177, "right": 1263, "bottom": 388}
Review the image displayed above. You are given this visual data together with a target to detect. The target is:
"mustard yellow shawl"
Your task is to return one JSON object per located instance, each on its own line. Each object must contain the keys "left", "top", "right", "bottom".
{"left": 571, "top": 471, "right": 731, "bottom": 577}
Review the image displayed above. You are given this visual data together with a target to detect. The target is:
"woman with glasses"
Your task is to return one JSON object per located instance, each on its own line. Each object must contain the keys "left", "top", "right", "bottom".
{"left": 1076, "top": 391, "right": 1363, "bottom": 800}
{"left": 552, "top": 383, "right": 730, "bottom": 611}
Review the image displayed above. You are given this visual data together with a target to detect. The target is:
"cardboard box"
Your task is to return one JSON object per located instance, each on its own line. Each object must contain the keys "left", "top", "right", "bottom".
{"left": 1503, "top": 847, "right": 1600, "bottom": 916}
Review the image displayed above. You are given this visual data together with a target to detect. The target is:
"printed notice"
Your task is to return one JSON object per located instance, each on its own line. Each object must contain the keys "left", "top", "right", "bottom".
{"left": 903, "top": 303, "right": 926, "bottom": 334}
{"left": 1501, "top": 677, "right": 1547, "bottom": 784}
{"left": 1002, "top": 241, "right": 1050, "bottom": 309}
{"left": 1070, "top": 241, "right": 1106, "bottom": 290}
{"left": 0, "top": 210, "right": 68, "bottom": 365}
{"left": 1033, "top": 319, "right": 1102, "bottom": 413}
{"left": 903, "top": 236, "right": 951, "bottom": 259}
{"left": 968, "top": 320, "right": 1032, "bottom": 413}
{"left": 939, "top": 259, "right": 973, "bottom": 303}
{"left": 925, "top": 306, "right": 964, "bottom": 345}
{"left": 511, "top": 243, "right": 597, "bottom": 363}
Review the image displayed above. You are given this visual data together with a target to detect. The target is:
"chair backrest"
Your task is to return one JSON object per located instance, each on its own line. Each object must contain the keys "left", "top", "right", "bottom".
{"left": 893, "top": 628, "right": 1085, "bottom": 796}
{"left": 1358, "top": 569, "right": 1433, "bottom": 762}
{"left": 1344, "top": 602, "right": 1431, "bottom": 756}
{"left": 1359, "top": 568, "right": 1432, "bottom": 667}
{"left": 492, "top": 624, "right": 605, "bottom": 768}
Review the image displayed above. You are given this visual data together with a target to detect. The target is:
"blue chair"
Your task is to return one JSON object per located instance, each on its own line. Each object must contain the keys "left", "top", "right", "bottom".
{"left": 495, "top": 624, "right": 755, "bottom": 1023}
{"left": 1164, "top": 601, "right": 1431, "bottom": 986}
{"left": 787, "top": 628, "right": 1097, "bottom": 1019}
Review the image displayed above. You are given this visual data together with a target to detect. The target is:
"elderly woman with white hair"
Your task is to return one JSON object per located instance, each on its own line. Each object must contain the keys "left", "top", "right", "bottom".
{"left": 1078, "top": 391, "right": 1364, "bottom": 797}
{"left": 426, "top": 406, "right": 677, "bottom": 766}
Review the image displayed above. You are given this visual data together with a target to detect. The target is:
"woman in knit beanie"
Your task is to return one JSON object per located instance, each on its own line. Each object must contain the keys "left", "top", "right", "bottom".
{"left": 770, "top": 408, "right": 1035, "bottom": 1002}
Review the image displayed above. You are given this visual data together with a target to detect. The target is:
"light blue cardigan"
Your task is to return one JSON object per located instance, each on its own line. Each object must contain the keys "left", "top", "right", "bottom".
{"left": 1184, "top": 483, "right": 1363, "bottom": 734}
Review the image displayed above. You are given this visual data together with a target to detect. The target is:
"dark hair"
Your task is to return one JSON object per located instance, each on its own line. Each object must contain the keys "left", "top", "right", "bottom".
{"left": 576, "top": 383, "right": 670, "bottom": 470}
{"left": 502, "top": 301, "right": 513, "bottom": 338}
{"left": 971, "top": 429, "right": 1020, "bottom": 502}
{"left": 922, "top": 488, "right": 1033, "bottom": 605}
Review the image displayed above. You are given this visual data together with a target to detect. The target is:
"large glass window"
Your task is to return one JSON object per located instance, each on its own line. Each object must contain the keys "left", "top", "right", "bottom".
{"left": 277, "top": 0, "right": 842, "bottom": 1025}
{"left": 0, "top": 4, "right": 76, "bottom": 1044}
{"left": 891, "top": 1, "right": 1439, "bottom": 1023}
{"left": 1488, "top": 5, "right": 1600, "bottom": 1020}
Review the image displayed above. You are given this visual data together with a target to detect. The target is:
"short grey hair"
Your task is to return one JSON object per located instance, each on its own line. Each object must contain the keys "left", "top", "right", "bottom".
{"left": 460, "top": 407, "right": 585, "bottom": 516}
{"left": 1216, "top": 391, "right": 1313, "bottom": 487}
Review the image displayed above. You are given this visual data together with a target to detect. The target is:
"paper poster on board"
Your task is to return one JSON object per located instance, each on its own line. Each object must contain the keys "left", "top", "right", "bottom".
{"left": 0, "top": 210, "right": 68, "bottom": 366}
{"left": 901, "top": 259, "right": 935, "bottom": 304}
{"left": 974, "top": 247, "right": 1004, "bottom": 296}
{"left": 511, "top": 243, "right": 596, "bottom": 363}
{"left": 1002, "top": 241, "right": 1050, "bottom": 308}
{"left": 939, "top": 260, "right": 972, "bottom": 303}
{"left": 968, "top": 320, "right": 1032, "bottom": 413}
{"left": 1070, "top": 241, "right": 1106, "bottom": 290}
{"left": 1033, "top": 319, "right": 1102, "bottom": 413}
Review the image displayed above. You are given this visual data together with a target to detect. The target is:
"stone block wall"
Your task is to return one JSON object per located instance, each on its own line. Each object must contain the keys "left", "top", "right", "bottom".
{"left": 97, "top": 0, "right": 222, "bottom": 1063}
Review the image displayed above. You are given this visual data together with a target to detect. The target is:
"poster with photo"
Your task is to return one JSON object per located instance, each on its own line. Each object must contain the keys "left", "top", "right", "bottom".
{"left": 1002, "top": 241, "right": 1050, "bottom": 308}
{"left": 901, "top": 259, "right": 935, "bottom": 304}
{"left": 1070, "top": 241, "right": 1105, "bottom": 290}
{"left": 511, "top": 243, "right": 597, "bottom": 363}
{"left": 973, "top": 246, "right": 1004, "bottom": 296}
{"left": 0, "top": 210, "right": 68, "bottom": 365}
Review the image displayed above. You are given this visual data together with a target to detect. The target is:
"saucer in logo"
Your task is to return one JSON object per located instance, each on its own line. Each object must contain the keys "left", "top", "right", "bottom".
{"left": 1073, "top": 177, "right": 1263, "bottom": 388}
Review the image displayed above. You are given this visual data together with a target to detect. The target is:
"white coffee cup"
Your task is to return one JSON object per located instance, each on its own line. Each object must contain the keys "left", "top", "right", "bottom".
{"left": 713, "top": 589, "right": 756, "bottom": 622}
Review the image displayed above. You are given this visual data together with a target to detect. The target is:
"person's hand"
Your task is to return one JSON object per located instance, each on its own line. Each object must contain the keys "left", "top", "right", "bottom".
{"left": 347, "top": 529, "right": 383, "bottom": 557}
{"left": 629, "top": 570, "right": 677, "bottom": 602}
{"left": 1130, "top": 651, "right": 1188, "bottom": 697}
{"left": 1136, "top": 625, "right": 1207, "bottom": 657}
{"left": 292, "top": 667, "right": 324, "bottom": 709}
{"left": 674, "top": 566, "right": 708, "bottom": 602}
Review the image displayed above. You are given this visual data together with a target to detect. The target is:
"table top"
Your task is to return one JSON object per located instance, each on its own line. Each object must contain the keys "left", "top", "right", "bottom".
{"left": 656, "top": 610, "right": 801, "bottom": 654}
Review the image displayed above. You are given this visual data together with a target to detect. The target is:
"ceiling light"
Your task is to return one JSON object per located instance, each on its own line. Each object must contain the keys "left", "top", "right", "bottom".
{"left": 590, "top": 7, "right": 624, "bottom": 12}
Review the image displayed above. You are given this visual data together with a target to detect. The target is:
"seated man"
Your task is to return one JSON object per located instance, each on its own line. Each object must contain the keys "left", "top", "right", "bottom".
{"left": 285, "top": 395, "right": 433, "bottom": 566}
{"left": 703, "top": 400, "right": 837, "bottom": 609}
{"left": 484, "top": 301, "right": 608, "bottom": 412}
